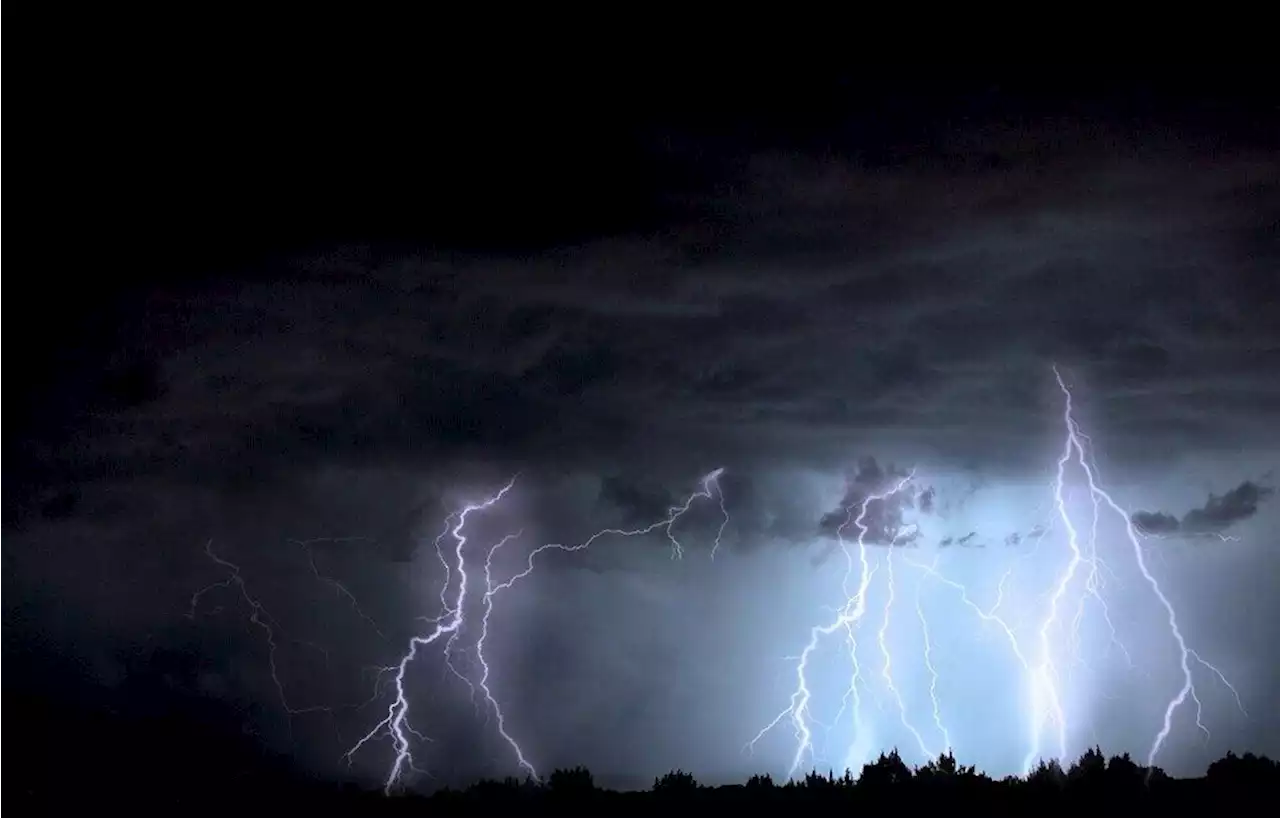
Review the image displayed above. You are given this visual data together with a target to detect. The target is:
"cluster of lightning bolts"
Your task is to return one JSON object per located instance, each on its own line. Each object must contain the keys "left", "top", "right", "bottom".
{"left": 747, "top": 366, "right": 1246, "bottom": 781}
{"left": 337, "top": 468, "right": 730, "bottom": 792}
{"left": 190, "top": 366, "right": 1248, "bottom": 793}
{"left": 191, "top": 470, "right": 728, "bottom": 792}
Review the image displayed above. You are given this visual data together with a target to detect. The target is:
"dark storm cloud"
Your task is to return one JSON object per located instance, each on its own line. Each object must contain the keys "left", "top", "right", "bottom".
{"left": 586, "top": 470, "right": 823, "bottom": 560}
{"left": 11, "top": 130, "right": 1278, "bottom": 527}
{"left": 9, "top": 103, "right": 1280, "bottom": 788}
{"left": 1131, "top": 511, "right": 1183, "bottom": 535}
{"left": 1182, "top": 481, "right": 1274, "bottom": 534}
{"left": 597, "top": 477, "right": 678, "bottom": 527}
{"left": 816, "top": 457, "right": 915, "bottom": 546}
{"left": 1131, "top": 480, "right": 1274, "bottom": 537}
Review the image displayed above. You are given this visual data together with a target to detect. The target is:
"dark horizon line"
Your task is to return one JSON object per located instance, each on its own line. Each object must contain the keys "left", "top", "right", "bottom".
{"left": 281, "top": 747, "right": 1277, "bottom": 799}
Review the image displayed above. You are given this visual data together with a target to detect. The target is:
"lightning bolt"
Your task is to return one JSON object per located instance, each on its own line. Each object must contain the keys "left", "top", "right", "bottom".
{"left": 343, "top": 477, "right": 516, "bottom": 794}
{"left": 876, "top": 525, "right": 935, "bottom": 760}
{"left": 473, "top": 468, "right": 728, "bottom": 781}
{"left": 751, "top": 364, "right": 1246, "bottom": 782}
{"left": 746, "top": 472, "right": 915, "bottom": 778}
{"left": 477, "top": 531, "right": 537, "bottom": 780}
{"left": 190, "top": 363, "right": 1250, "bottom": 791}
{"left": 188, "top": 541, "right": 337, "bottom": 734}
{"left": 342, "top": 468, "right": 728, "bottom": 789}
{"left": 1019, "top": 398, "right": 1087, "bottom": 772}
{"left": 294, "top": 538, "right": 388, "bottom": 640}
{"left": 915, "top": 570, "right": 951, "bottom": 754}
{"left": 1050, "top": 366, "right": 1245, "bottom": 771}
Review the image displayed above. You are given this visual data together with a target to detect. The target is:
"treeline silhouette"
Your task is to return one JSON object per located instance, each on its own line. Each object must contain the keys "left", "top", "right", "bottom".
{"left": 412, "top": 748, "right": 1279, "bottom": 815}
{"left": 13, "top": 734, "right": 1280, "bottom": 815}
{"left": 7, "top": 645, "right": 1278, "bottom": 813}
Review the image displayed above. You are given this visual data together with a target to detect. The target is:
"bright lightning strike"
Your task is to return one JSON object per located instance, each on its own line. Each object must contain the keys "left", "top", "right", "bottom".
{"left": 344, "top": 478, "right": 516, "bottom": 794}
{"left": 915, "top": 570, "right": 950, "bottom": 754}
{"left": 751, "top": 365, "right": 1246, "bottom": 782}
{"left": 342, "top": 468, "right": 728, "bottom": 790}
{"left": 1050, "top": 366, "right": 1245, "bottom": 770}
{"left": 472, "top": 468, "right": 728, "bottom": 781}
{"left": 191, "top": 364, "right": 1248, "bottom": 790}
{"left": 877, "top": 525, "right": 935, "bottom": 761}
{"left": 746, "top": 472, "right": 916, "bottom": 777}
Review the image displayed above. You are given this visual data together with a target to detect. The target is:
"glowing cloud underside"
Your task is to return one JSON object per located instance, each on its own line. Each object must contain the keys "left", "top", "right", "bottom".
{"left": 189, "top": 369, "right": 1247, "bottom": 791}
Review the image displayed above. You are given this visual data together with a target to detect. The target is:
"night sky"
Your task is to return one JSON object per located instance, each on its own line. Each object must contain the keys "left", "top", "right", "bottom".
{"left": 7, "top": 61, "right": 1279, "bottom": 794}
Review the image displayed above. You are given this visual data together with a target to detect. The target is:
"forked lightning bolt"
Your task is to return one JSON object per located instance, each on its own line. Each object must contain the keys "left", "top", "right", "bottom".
{"left": 915, "top": 572, "right": 951, "bottom": 754}
{"left": 752, "top": 365, "right": 1246, "bottom": 782}
{"left": 188, "top": 541, "right": 338, "bottom": 731}
{"left": 190, "top": 364, "right": 1249, "bottom": 790}
{"left": 343, "top": 478, "right": 516, "bottom": 793}
{"left": 877, "top": 524, "right": 935, "bottom": 761}
{"left": 471, "top": 468, "right": 728, "bottom": 782}
{"left": 746, "top": 471, "right": 919, "bottom": 777}
{"left": 1050, "top": 366, "right": 1245, "bottom": 770}
{"left": 343, "top": 469, "right": 728, "bottom": 790}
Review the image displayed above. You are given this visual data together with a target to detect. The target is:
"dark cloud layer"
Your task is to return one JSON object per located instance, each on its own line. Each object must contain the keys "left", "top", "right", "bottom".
{"left": 1182, "top": 482, "right": 1274, "bottom": 533}
{"left": 8, "top": 79, "right": 1280, "bottom": 789}
{"left": 1132, "top": 511, "right": 1183, "bottom": 535}
{"left": 1132, "top": 481, "right": 1274, "bottom": 537}
{"left": 817, "top": 458, "right": 916, "bottom": 546}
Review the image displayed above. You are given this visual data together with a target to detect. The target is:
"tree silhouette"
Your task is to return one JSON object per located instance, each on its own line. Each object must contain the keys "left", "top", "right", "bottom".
{"left": 1105, "top": 751, "right": 1146, "bottom": 792}
{"left": 859, "top": 748, "right": 913, "bottom": 788}
{"left": 547, "top": 765, "right": 595, "bottom": 795}
{"left": 1208, "top": 751, "right": 1280, "bottom": 793}
{"left": 1027, "top": 757, "right": 1066, "bottom": 789}
{"left": 1068, "top": 745, "right": 1106, "bottom": 783}
{"left": 653, "top": 768, "right": 698, "bottom": 792}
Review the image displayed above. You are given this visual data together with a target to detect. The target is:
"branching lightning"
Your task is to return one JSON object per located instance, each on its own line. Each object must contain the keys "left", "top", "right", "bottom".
{"left": 294, "top": 538, "right": 388, "bottom": 640}
{"left": 1049, "top": 367, "right": 1246, "bottom": 769}
{"left": 190, "top": 365, "right": 1250, "bottom": 792}
{"left": 188, "top": 541, "right": 337, "bottom": 730}
{"left": 340, "top": 468, "right": 728, "bottom": 791}
{"left": 751, "top": 365, "right": 1247, "bottom": 781}
{"left": 915, "top": 568, "right": 950, "bottom": 754}
{"left": 877, "top": 524, "right": 935, "bottom": 761}
{"left": 745, "top": 472, "right": 919, "bottom": 777}
{"left": 343, "top": 478, "right": 516, "bottom": 793}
